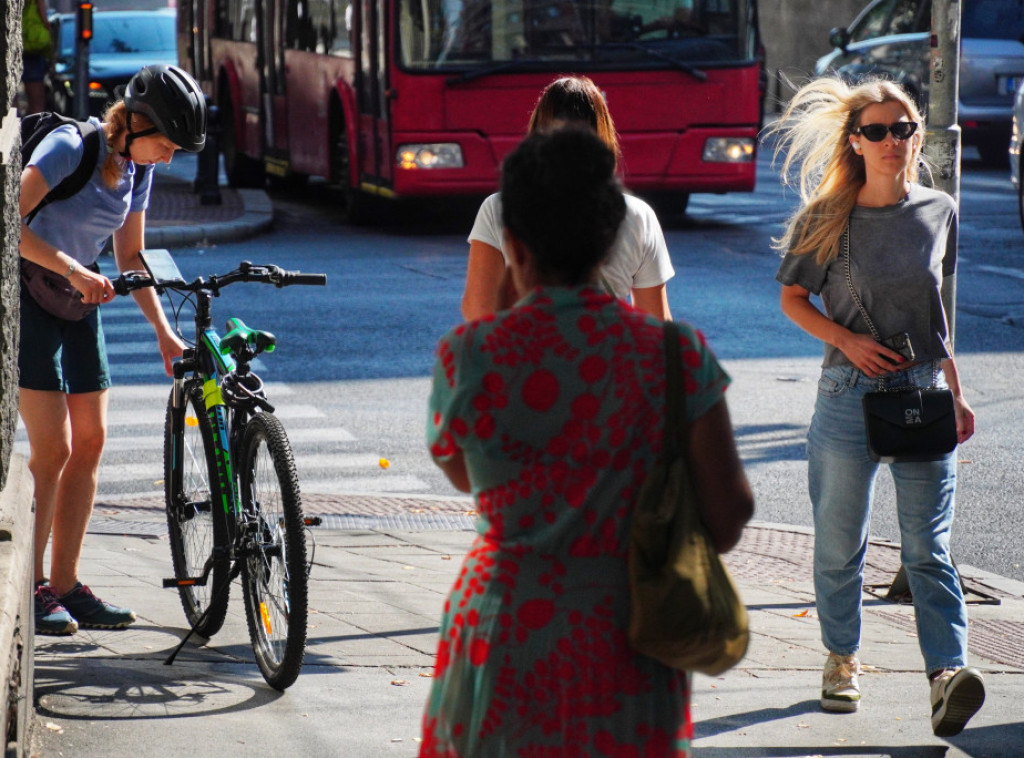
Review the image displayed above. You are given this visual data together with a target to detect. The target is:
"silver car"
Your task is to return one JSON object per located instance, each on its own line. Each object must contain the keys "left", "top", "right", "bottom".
{"left": 815, "top": 0, "right": 1024, "bottom": 167}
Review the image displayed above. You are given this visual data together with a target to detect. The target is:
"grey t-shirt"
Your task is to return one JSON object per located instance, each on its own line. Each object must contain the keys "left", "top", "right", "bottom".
{"left": 776, "top": 184, "right": 957, "bottom": 368}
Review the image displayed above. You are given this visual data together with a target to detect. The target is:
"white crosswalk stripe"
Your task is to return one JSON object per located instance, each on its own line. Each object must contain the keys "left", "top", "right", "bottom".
{"left": 15, "top": 310, "right": 428, "bottom": 499}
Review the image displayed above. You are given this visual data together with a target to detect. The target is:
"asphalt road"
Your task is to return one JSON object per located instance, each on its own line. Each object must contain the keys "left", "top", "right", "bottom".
{"left": 81, "top": 144, "right": 1024, "bottom": 585}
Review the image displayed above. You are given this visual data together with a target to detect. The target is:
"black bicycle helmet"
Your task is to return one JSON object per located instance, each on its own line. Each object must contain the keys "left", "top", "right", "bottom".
{"left": 123, "top": 64, "right": 207, "bottom": 154}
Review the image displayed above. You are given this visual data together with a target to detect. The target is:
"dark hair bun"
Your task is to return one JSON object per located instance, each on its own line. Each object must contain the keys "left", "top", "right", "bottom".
{"left": 501, "top": 128, "right": 626, "bottom": 284}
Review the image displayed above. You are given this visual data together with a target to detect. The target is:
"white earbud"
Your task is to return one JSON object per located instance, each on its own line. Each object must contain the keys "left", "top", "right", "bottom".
{"left": 852, "top": 141, "right": 862, "bottom": 153}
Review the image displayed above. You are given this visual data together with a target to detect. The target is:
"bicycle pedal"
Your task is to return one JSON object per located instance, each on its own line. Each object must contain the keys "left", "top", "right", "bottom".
{"left": 163, "top": 577, "right": 208, "bottom": 588}
{"left": 303, "top": 516, "right": 322, "bottom": 527}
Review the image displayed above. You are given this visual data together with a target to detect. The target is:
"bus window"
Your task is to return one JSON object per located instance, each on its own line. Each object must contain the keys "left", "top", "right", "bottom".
{"left": 398, "top": 0, "right": 748, "bottom": 69}
{"left": 217, "top": 0, "right": 259, "bottom": 42}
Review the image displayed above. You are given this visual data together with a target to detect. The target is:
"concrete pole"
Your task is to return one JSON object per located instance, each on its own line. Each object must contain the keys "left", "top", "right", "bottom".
{"left": 883, "top": 0, "right": 964, "bottom": 605}
{"left": 926, "top": 0, "right": 961, "bottom": 342}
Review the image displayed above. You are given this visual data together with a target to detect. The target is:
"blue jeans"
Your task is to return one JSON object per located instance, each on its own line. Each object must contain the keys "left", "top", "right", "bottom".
{"left": 808, "top": 362, "right": 967, "bottom": 675}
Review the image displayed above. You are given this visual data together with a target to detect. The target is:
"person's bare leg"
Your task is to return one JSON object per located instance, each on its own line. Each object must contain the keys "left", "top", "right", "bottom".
{"left": 24, "top": 80, "right": 46, "bottom": 115}
{"left": 49, "top": 390, "right": 108, "bottom": 595}
{"left": 20, "top": 388, "right": 72, "bottom": 584}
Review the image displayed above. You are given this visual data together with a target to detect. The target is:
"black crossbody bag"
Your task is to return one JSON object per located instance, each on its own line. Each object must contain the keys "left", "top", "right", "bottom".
{"left": 842, "top": 227, "right": 958, "bottom": 463}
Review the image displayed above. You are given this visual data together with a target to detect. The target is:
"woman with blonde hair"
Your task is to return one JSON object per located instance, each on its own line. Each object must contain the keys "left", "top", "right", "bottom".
{"left": 461, "top": 75, "right": 675, "bottom": 321}
{"left": 21, "top": 64, "right": 205, "bottom": 635}
{"left": 770, "top": 76, "right": 984, "bottom": 736}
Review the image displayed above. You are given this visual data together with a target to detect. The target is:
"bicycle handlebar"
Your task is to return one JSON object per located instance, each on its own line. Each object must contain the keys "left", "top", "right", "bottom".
{"left": 112, "top": 261, "right": 327, "bottom": 297}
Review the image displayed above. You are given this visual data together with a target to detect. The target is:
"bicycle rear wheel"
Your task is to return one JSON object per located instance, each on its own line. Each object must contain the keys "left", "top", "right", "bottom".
{"left": 238, "top": 412, "right": 308, "bottom": 690}
{"left": 164, "top": 379, "right": 232, "bottom": 637}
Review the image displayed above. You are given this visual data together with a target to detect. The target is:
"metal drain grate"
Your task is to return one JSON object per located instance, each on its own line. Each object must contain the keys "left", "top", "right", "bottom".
{"left": 87, "top": 512, "right": 478, "bottom": 535}
{"left": 313, "top": 513, "right": 477, "bottom": 531}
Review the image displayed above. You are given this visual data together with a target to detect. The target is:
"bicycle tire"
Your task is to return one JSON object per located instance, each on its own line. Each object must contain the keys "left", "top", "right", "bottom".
{"left": 238, "top": 412, "right": 308, "bottom": 690}
{"left": 164, "top": 380, "right": 232, "bottom": 637}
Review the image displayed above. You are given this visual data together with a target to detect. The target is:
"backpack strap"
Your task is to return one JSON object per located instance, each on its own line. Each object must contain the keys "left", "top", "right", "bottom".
{"left": 25, "top": 120, "right": 102, "bottom": 225}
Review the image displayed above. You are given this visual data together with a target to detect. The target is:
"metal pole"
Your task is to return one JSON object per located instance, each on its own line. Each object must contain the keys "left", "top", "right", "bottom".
{"left": 925, "top": 0, "right": 961, "bottom": 340}
{"left": 73, "top": 2, "right": 93, "bottom": 121}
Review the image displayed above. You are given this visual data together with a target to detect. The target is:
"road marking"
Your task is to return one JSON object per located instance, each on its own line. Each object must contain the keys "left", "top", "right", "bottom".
{"left": 975, "top": 264, "right": 1024, "bottom": 281}
{"left": 301, "top": 476, "right": 430, "bottom": 494}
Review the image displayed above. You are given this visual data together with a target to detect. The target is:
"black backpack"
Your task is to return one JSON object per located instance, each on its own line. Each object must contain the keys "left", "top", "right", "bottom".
{"left": 21, "top": 112, "right": 102, "bottom": 223}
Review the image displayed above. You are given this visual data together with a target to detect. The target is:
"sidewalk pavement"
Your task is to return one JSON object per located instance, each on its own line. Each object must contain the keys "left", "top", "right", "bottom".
{"left": 26, "top": 164, "right": 1024, "bottom": 756}
{"left": 142, "top": 154, "right": 273, "bottom": 248}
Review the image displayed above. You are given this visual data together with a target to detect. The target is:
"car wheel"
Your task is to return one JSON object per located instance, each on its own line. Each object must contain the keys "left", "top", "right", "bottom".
{"left": 977, "top": 140, "right": 1010, "bottom": 169}
{"left": 219, "top": 91, "right": 265, "bottom": 188}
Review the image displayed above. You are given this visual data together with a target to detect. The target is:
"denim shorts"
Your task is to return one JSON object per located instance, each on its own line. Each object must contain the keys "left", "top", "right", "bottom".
{"left": 19, "top": 282, "right": 111, "bottom": 394}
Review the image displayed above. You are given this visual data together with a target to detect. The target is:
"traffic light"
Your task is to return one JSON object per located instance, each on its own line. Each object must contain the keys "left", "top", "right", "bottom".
{"left": 77, "top": 2, "right": 93, "bottom": 42}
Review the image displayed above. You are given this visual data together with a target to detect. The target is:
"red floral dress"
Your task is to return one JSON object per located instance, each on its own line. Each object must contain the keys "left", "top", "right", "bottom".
{"left": 422, "top": 286, "right": 729, "bottom": 757}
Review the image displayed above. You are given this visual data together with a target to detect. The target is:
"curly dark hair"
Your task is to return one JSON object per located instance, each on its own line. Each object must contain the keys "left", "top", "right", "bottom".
{"left": 501, "top": 128, "right": 626, "bottom": 285}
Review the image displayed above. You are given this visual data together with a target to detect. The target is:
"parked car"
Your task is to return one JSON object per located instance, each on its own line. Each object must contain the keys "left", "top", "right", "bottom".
{"left": 814, "top": 0, "right": 1024, "bottom": 167}
{"left": 46, "top": 9, "right": 177, "bottom": 117}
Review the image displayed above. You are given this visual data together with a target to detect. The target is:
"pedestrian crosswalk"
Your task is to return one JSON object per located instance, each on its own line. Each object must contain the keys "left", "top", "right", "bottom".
{"left": 14, "top": 294, "right": 431, "bottom": 504}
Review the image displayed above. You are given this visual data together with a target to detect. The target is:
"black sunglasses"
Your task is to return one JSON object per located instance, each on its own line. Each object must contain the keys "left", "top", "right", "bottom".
{"left": 854, "top": 121, "right": 919, "bottom": 142}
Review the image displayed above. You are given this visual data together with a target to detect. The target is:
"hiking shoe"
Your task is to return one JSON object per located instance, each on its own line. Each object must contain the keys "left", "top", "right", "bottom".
{"left": 34, "top": 582, "right": 78, "bottom": 636}
{"left": 821, "top": 652, "right": 861, "bottom": 712}
{"left": 931, "top": 667, "right": 985, "bottom": 737}
{"left": 58, "top": 582, "right": 136, "bottom": 629}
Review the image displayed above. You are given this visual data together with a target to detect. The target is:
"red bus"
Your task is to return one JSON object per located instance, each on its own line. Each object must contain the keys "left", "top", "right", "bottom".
{"left": 177, "top": 0, "right": 763, "bottom": 218}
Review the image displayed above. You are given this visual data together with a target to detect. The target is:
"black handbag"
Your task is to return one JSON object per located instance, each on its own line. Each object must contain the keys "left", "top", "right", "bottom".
{"left": 842, "top": 226, "right": 958, "bottom": 463}
{"left": 19, "top": 258, "right": 98, "bottom": 321}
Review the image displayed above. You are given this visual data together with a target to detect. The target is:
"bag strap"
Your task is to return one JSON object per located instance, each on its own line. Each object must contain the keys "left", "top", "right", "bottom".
{"left": 662, "top": 321, "right": 686, "bottom": 463}
{"left": 842, "top": 224, "right": 881, "bottom": 342}
{"left": 25, "top": 120, "right": 102, "bottom": 225}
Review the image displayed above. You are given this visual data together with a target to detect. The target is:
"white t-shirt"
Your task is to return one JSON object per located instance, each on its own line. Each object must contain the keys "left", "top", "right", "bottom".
{"left": 468, "top": 192, "right": 674, "bottom": 301}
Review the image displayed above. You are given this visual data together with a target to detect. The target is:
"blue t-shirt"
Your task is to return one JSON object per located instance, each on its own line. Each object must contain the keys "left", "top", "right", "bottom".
{"left": 25, "top": 117, "right": 153, "bottom": 266}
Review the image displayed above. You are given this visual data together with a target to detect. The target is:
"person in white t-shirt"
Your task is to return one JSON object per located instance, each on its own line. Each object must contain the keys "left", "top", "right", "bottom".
{"left": 462, "top": 75, "right": 675, "bottom": 321}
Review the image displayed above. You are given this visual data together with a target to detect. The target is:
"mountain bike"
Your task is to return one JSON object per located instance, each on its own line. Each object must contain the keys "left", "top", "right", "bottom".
{"left": 114, "top": 250, "right": 327, "bottom": 690}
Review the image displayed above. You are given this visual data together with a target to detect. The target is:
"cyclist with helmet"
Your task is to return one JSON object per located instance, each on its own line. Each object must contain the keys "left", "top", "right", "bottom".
{"left": 19, "top": 64, "right": 207, "bottom": 635}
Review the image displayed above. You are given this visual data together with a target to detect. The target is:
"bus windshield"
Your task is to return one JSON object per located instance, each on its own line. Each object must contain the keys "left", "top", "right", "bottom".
{"left": 398, "top": 0, "right": 755, "bottom": 70}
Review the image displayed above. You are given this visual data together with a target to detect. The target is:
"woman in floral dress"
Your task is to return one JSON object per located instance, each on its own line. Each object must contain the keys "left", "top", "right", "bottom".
{"left": 421, "top": 128, "right": 754, "bottom": 757}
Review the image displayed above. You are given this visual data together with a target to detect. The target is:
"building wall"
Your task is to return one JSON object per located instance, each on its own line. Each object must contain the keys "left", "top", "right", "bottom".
{"left": 1, "top": 0, "right": 22, "bottom": 490}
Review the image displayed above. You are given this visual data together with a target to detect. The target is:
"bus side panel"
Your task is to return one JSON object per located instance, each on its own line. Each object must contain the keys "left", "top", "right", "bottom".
{"left": 212, "top": 39, "right": 262, "bottom": 162}
{"left": 283, "top": 50, "right": 357, "bottom": 176}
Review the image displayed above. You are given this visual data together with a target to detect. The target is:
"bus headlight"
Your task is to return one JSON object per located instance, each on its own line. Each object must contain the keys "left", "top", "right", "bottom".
{"left": 396, "top": 144, "right": 464, "bottom": 169}
{"left": 702, "top": 138, "right": 755, "bottom": 163}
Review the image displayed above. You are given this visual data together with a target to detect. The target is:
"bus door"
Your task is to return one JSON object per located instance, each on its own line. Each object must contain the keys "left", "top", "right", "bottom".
{"left": 356, "top": 0, "right": 391, "bottom": 191}
{"left": 258, "top": 0, "right": 290, "bottom": 174}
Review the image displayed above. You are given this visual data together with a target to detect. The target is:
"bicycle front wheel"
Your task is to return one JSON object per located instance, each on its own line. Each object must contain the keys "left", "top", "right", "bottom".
{"left": 239, "top": 412, "right": 309, "bottom": 690}
{"left": 164, "top": 380, "right": 232, "bottom": 638}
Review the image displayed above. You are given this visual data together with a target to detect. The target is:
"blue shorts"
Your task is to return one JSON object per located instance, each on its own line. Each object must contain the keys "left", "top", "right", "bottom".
{"left": 21, "top": 54, "right": 48, "bottom": 83}
{"left": 19, "top": 282, "right": 111, "bottom": 394}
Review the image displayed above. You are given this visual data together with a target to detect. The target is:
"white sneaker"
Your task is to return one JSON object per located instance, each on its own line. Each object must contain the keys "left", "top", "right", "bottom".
{"left": 821, "top": 653, "right": 860, "bottom": 712}
{"left": 931, "top": 667, "right": 985, "bottom": 737}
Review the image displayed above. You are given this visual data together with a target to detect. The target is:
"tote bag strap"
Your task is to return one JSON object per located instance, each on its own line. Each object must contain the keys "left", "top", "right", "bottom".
{"left": 662, "top": 321, "right": 686, "bottom": 464}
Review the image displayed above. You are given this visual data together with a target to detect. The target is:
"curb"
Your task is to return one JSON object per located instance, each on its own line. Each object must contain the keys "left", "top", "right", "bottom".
{"left": 143, "top": 188, "right": 274, "bottom": 248}
{"left": 0, "top": 455, "right": 35, "bottom": 758}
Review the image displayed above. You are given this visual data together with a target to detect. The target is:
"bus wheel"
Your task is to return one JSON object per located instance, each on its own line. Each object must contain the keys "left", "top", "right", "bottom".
{"left": 219, "top": 94, "right": 265, "bottom": 188}
{"left": 646, "top": 191, "right": 690, "bottom": 226}
{"left": 330, "top": 116, "right": 376, "bottom": 225}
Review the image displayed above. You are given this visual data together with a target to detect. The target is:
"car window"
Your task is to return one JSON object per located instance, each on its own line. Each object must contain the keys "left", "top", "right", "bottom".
{"left": 92, "top": 14, "right": 176, "bottom": 54}
{"left": 850, "top": 0, "right": 928, "bottom": 43}
{"left": 888, "top": 0, "right": 928, "bottom": 35}
{"left": 851, "top": 0, "right": 896, "bottom": 43}
{"left": 963, "top": 1, "right": 1024, "bottom": 41}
